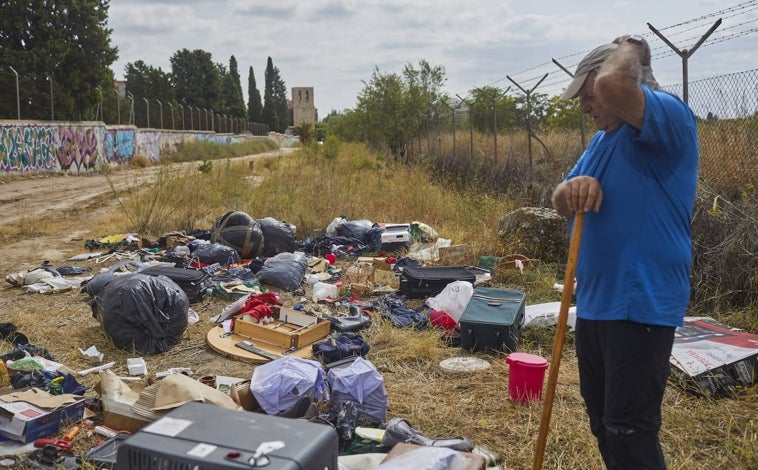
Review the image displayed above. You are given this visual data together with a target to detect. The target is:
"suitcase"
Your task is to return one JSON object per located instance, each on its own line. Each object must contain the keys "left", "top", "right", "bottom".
{"left": 459, "top": 287, "right": 526, "bottom": 352}
{"left": 140, "top": 265, "right": 211, "bottom": 303}
{"left": 398, "top": 266, "right": 477, "bottom": 299}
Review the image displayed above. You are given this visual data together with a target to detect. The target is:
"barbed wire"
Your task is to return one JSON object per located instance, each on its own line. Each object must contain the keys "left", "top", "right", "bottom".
{"left": 475, "top": 1, "right": 758, "bottom": 98}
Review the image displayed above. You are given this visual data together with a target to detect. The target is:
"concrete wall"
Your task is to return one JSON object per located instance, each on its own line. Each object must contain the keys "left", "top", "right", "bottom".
{"left": 0, "top": 120, "right": 266, "bottom": 176}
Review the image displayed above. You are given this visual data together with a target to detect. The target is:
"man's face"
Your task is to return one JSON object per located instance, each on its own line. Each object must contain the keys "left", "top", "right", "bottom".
{"left": 577, "top": 72, "right": 623, "bottom": 132}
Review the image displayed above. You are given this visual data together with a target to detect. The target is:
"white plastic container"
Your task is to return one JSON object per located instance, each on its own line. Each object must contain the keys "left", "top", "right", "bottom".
{"left": 312, "top": 282, "right": 338, "bottom": 302}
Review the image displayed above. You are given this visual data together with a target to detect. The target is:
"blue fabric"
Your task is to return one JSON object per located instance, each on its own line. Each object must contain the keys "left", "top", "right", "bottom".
{"left": 566, "top": 86, "right": 699, "bottom": 327}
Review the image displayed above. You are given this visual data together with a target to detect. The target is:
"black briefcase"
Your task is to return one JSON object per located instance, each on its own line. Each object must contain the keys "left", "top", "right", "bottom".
{"left": 398, "top": 266, "right": 477, "bottom": 299}
{"left": 140, "top": 266, "right": 211, "bottom": 303}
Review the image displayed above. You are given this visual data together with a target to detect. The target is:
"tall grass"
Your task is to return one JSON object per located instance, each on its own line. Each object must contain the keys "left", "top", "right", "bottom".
{"left": 96, "top": 139, "right": 756, "bottom": 469}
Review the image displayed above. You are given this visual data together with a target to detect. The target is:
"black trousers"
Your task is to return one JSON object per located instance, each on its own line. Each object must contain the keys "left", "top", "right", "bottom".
{"left": 575, "top": 318, "right": 675, "bottom": 470}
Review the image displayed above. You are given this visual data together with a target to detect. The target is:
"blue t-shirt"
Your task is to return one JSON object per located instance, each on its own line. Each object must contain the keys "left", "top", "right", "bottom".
{"left": 566, "top": 85, "right": 699, "bottom": 327}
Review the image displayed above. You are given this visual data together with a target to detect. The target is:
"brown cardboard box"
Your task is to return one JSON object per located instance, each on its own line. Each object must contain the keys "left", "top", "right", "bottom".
{"left": 380, "top": 443, "right": 486, "bottom": 470}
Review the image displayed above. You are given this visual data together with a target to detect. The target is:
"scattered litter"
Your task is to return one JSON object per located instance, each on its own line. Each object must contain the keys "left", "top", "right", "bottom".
{"left": 67, "top": 252, "right": 103, "bottom": 261}
{"left": 155, "top": 367, "right": 192, "bottom": 378}
{"left": 127, "top": 358, "right": 147, "bottom": 376}
{"left": 524, "top": 302, "right": 577, "bottom": 331}
{"left": 79, "top": 345, "right": 104, "bottom": 362}
{"left": 78, "top": 361, "right": 115, "bottom": 376}
{"left": 439, "top": 357, "right": 491, "bottom": 373}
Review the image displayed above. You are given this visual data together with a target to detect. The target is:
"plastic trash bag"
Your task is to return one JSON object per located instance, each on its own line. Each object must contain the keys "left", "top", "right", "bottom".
{"left": 425, "top": 281, "right": 474, "bottom": 325}
{"left": 328, "top": 357, "right": 387, "bottom": 424}
{"left": 96, "top": 273, "right": 189, "bottom": 355}
{"left": 255, "top": 251, "right": 308, "bottom": 291}
{"left": 249, "top": 356, "right": 328, "bottom": 415}
{"left": 258, "top": 217, "right": 297, "bottom": 256}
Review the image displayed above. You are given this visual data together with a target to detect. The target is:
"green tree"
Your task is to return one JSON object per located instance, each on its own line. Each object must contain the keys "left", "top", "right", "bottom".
{"left": 0, "top": 0, "right": 117, "bottom": 120}
{"left": 468, "top": 86, "right": 519, "bottom": 133}
{"left": 170, "top": 48, "right": 220, "bottom": 111}
{"left": 124, "top": 60, "right": 175, "bottom": 127}
{"left": 221, "top": 55, "right": 245, "bottom": 120}
{"left": 247, "top": 66, "right": 263, "bottom": 122}
{"left": 348, "top": 60, "right": 447, "bottom": 156}
{"left": 262, "top": 57, "right": 288, "bottom": 133}
{"left": 544, "top": 95, "right": 581, "bottom": 130}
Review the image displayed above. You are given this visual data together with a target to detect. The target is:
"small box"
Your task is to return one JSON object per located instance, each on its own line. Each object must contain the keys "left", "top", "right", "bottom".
{"left": 380, "top": 443, "right": 486, "bottom": 470}
{"left": 0, "top": 390, "right": 86, "bottom": 443}
{"left": 127, "top": 358, "right": 147, "bottom": 376}
{"left": 234, "top": 307, "right": 330, "bottom": 351}
{"left": 459, "top": 287, "right": 526, "bottom": 352}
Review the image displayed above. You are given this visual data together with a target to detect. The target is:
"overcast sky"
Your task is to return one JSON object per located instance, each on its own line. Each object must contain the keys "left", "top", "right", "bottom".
{"left": 108, "top": 0, "right": 757, "bottom": 115}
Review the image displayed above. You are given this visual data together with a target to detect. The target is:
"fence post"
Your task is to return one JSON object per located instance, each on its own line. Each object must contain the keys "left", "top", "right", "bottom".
{"left": 648, "top": 18, "right": 722, "bottom": 104}
{"left": 553, "top": 58, "right": 586, "bottom": 149}
{"left": 507, "top": 73, "right": 548, "bottom": 180}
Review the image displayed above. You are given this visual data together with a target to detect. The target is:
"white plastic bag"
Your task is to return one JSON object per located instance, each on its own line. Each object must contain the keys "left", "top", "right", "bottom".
{"left": 426, "top": 280, "right": 474, "bottom": 324}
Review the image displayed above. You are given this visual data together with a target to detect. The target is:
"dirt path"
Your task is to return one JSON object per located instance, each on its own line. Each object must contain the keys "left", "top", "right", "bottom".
{"left": 0, "top": 147, "right": 295, "bottom": 272}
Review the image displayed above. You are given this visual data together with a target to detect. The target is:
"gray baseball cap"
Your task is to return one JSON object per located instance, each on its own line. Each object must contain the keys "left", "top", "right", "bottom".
{"left": 560, "top": 43, "right": 618, "bottom": 100}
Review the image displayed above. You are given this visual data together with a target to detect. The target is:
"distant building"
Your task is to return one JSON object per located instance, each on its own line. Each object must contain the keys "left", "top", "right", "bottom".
{"left": 114, "top": 80, "right": 126, "bottom": 98}
{"left": 291, "top": 87, "right": 317, "bottom": 126}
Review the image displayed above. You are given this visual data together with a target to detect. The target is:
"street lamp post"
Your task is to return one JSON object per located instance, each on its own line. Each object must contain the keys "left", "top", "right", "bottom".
{"left": 168, "top": 102, "right": 175, "bottom": 129}
{"left": 156, "top": 99, "right": 163, "bottom": 129}
{"left": 46, "top": 75, "right": 54, "bottom": 120}
{"left": 114, "top": 89, "right": 121, "bottom": 124}
{"left": 143, "top": 97, "right": 150, "bottom": 128}
{"left": 178, "top": 104, "right": 184, "bottom": 130}
{"left": 95, "top": 86, "right": 103, "bottom": 121}
{"left": 8, "top": 66, "right": 20, "bottom": 119}
{"left": 127, "top": 92, "right": 135, "bottom": 124}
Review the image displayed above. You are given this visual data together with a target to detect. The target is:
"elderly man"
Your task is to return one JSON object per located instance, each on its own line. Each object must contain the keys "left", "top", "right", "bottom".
{"left": 551, "top": 35, "right": 699, "bottom": 469}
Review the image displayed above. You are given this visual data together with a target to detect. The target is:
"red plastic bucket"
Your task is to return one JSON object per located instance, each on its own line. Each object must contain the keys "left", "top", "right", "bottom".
{"left": 506, "top": 352, "right": 549, "bottom": 404}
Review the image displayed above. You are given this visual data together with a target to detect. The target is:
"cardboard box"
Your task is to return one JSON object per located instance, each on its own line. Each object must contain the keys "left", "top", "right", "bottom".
{"left": 97, "top": 370, "right": 152, "bottom": 434}
{"left": 234, "top": 307, "right": 330, "bottom": 350}
{"left": 670, "top": 317, "right": 758, "bottom": 396}
{"left": 0, "top": 389, "right": 85, "bottom": 443}
{"left": 380, "top": 443, "right": 485, "bottom": 470}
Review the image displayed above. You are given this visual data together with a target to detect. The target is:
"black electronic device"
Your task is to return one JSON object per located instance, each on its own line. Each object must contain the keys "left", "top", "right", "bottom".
{"left": 116, "top": 402, "right": 338, "bottom": 469}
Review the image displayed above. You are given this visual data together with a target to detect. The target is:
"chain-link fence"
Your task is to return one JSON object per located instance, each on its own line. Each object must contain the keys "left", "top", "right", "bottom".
{"left": 661, "top": 69, "right": 758, "bottom": 197}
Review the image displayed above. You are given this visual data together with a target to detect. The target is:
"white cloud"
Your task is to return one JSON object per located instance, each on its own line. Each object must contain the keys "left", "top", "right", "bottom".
{"left": 108, "top": 0, "right": 758, "bottom": 114}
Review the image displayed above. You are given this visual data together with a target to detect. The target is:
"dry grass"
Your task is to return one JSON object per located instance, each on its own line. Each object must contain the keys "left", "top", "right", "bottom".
{"left": 0, "top": 140, "right": 755, "bottom": 469}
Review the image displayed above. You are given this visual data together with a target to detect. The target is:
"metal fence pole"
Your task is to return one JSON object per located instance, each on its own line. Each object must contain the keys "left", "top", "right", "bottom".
{"left": 8, "top": 66, "right": 20, "bottom": 119}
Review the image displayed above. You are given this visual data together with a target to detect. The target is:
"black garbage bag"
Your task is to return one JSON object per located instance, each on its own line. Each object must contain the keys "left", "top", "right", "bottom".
{"left": 191, "top": 242, "right": 241, "bottom": 266}
{"left": 95, "top": 273, "right": 189, "bottom": 355}
{"left": 255, "top": 251, "right": 308, "bottom": 291}
{"left": 258, "top": 217, "right": 297, "bottom": 257}
{"left": 336, "top": 219, "right": 374, "bottom": 244}
{"left": 211, "top": 211, "right": 264, "bottom": 259}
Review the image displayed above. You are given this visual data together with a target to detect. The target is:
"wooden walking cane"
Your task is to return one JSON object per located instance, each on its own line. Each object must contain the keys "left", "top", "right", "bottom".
{"left": 532, "top": 211, "right": 585, "bottom": 470}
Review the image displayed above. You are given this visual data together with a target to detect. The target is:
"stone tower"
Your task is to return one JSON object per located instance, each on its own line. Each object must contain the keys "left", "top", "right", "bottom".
{"left": 291, "top": 87, "right": 316, "bottom": 126}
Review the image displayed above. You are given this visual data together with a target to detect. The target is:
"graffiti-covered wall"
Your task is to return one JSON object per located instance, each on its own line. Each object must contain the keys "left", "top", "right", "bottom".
{"left": 0, "top": 120, "right": 261, "bottom": 176}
